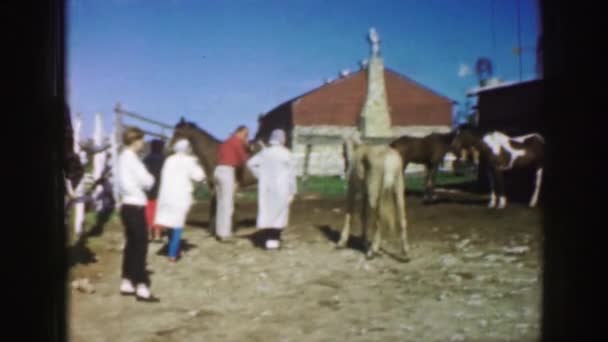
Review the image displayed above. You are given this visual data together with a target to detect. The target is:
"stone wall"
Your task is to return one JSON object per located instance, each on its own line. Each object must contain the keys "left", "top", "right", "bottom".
{"left": 392, "top": 125, "right": 452, "bottom": 137}
{"left": 291, "top": 125, "right": 454, "bottom": 176}
{"left": 360, "top": 56, "right": 392, "bottom": 137}
{"left": 292, "top": 126, "right": 354, "bottom": 176}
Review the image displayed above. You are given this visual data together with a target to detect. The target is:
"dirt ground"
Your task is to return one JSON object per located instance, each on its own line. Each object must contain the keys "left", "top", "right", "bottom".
{"left": 69, "top": 190, "right": 542, "bottom": 342}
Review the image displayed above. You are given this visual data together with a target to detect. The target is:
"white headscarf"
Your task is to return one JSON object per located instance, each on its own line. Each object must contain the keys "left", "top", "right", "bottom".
{"left": 269, "top": 129, "right": 286, "bottom": 146}
{"left": 173, "top": 139, "right": 191, "bottom": 154}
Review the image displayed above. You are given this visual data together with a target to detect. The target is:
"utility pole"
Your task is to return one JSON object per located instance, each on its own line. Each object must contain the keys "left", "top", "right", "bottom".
{"left": 516, "top": 0, "right": 523, "bottom": 81}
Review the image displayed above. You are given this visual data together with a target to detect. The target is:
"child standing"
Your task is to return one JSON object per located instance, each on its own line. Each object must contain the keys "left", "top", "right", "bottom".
{"left": 143, "top": 139, "right": 166, "bottom": 242}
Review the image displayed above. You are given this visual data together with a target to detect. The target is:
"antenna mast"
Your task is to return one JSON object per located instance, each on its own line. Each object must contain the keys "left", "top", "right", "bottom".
{"left": 516, "top": 0, "right": 523, "bottom": 81}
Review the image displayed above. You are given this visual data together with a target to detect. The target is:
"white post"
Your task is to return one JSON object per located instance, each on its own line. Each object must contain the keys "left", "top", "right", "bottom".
{"left": 92, "top": 112, "right": 106, "bottom": 211}
{"left": 111, "top": 104, "right": 123, "bottom": 208}
{"left": 73, "top": 113, "right": 85, "bottom": 236}
{"left": 73, "top": 113, "right": 82, "bottom": 155}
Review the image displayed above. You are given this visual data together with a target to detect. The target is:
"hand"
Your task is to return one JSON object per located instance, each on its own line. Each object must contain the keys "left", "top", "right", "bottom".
{"left": 82, "top": 174, "right": 95, "bottom": 186}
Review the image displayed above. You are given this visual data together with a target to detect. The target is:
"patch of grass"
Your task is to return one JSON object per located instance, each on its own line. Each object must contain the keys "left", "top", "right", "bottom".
{"left": 193, "top": 183, "right": 257, "bottom": 201}
{"left": 194, "top": 183, "right": 213, "bottom": 200}
{"left": 406, "top": 170, "right": 477, "bottom": 192}
{"left": 191, "top": 168, "right": 477, "bottom": 200}
{"left": 299, "top": 176, "right": 347, "bottom": 198}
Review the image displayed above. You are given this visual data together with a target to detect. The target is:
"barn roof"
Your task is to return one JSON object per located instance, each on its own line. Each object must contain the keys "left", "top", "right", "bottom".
{"left": 466, "top": 78, "right": 542, "bottom": 96}
{"left": 264, "top": 68, "right": 455, "bottom": 127}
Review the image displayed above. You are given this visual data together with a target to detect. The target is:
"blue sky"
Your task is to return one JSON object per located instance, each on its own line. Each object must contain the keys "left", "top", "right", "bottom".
{"left": 68, "top": 0, "right": 540, "bottom": 140}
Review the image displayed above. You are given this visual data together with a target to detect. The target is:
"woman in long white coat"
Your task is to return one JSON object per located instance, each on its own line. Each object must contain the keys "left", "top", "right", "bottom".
{"left": 154, "top": 139, "right": 205, "bottom": 262}
{"left": 246, "top": 129, "right": 297, "bottom": 250}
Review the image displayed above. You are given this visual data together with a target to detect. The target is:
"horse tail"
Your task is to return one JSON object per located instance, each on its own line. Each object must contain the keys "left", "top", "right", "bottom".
{"left": 378, "top": 150, "right": 402, "bottom": 232}
{"left": 533, "top": 133, "right": 545, "bottom": 144}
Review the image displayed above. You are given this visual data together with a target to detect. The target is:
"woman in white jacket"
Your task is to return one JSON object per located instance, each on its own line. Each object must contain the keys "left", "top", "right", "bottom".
{"left": 117, "top": 127, "right": 158, "bottom": 302}
{"left": 246, "top": 129, "right": 297, "bottom": 250}
{"left": 155, "top": 139, "right": 205, "bottom": 262}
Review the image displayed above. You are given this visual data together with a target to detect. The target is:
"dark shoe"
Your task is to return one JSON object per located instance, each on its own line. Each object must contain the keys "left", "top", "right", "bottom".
{"left": 136, "top": 295, "right": 160, "bottom": 303}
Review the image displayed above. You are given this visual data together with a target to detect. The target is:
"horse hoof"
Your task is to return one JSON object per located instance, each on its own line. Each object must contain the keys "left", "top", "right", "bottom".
{"left": 335, "top": 244, "right": 346, "bottom": 250}
{"left": 398, "top": 255, "right": 411, "bottom": 263}
{"left": 365, "top": 251, "right": 377, "bottom": 260}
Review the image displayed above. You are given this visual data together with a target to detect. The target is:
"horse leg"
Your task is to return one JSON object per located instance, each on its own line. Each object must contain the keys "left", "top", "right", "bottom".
{"left": 395, "top": 172, "right": 410, "bottom": 261}
{"left": 529, "top": 167, "right": 543, "bottom": 208}
{"left": 365, "top": 181, "right": 380, "bottom": 259}
{"left": 402, "top": 161, "right": 409, "bottom": 197}
{"left": 337, "top": 184, "right": 356, "bottom": 249}
{"left": 365, "top": 207, "right": 381, "bottom": 259}
{"left": 487, "top": 168, "right": 497, "bottom": 208}
{"left": 427, "top": 163, "right": 439, "bottom": 202}
{"left": 337, "top": 212, "right": 352, "bottom": 249}
{"left": 209, "top": 193, "right": 217, "bottom": 233}
{"left": 360, "top": 193, "right": 369, "bottom": 250}
{"left": 422, "top": 165, "right": 432, "bottom": 202}
{"left": 494, "top": 168, "right": 507, "bottom": 209}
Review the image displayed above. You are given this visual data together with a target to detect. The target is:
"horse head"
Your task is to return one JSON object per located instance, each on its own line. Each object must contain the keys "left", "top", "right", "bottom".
{"left": 169, "top": 119, "right": 200, "bottom": 152}
{"left": 451, "top": 128, "right": 482, "bottom": 169}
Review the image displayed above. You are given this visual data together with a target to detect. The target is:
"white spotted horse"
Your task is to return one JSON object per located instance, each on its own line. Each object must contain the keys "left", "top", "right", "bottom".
{"left": 451, "top": 129, "right": 544, "bottom": 209}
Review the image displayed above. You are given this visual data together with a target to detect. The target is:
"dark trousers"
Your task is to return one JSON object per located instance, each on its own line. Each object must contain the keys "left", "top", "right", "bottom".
{"left": 120, "top": 204, "right": 149, "bottom": 285}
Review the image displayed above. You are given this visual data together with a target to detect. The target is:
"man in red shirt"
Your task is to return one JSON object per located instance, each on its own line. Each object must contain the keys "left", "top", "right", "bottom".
{"left": 214, "top": 125, "right": 250, "bottom": 241}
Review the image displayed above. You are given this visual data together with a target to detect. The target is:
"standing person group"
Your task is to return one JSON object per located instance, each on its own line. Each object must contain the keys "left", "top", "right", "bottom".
{"left": 212, "top": 126, "right": 297, "bottom": 250}
{"left": 114, "top": 123, "right": 296, "bottom": 304}
{"left": 117, "top": 128, "right": 205, "bottom": 302}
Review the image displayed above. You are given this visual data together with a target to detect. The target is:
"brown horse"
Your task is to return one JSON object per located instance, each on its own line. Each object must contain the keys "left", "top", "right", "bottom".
{"left": 168, "top": 118, "right": 261, "bottom": 230}
{"left": 389, "top": 132, "right": 460, "bottom": 203}
{"left": 451, "top": 128, "right": 544, "bottom": 209}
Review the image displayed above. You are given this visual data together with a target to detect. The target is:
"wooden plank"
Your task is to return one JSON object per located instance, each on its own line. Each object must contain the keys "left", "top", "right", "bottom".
{"left": 140, "top": 129, "right": 169, "bottom": 140}
{"left": 114, "top": 106, "right": 174, "bottom": 130}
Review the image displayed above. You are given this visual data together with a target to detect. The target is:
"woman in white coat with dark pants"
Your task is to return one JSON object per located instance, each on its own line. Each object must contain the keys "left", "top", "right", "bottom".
{"left": 246, "top": 129, "right": 297, "bottom": 250}
{"left": 155, "top": 139, "right": 205, "bottom": 262}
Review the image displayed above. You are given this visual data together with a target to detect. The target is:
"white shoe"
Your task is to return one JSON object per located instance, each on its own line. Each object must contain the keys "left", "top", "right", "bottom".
{"left": 136, "top": 284, "right": 151, "bottom": 298}
{"left": 120, "top": 279, "right": 135, "bottom": 295}
{"left": 135, "top": 284, "right": 160, "bottom": 302}
{"left": 265, "top": 239, "right": 280, "bottom": 250}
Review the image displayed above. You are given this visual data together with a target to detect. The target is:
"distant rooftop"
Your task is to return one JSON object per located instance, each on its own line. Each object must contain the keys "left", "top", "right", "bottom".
{"left": 466, "top": 77, "right": 542, "bottom": 97}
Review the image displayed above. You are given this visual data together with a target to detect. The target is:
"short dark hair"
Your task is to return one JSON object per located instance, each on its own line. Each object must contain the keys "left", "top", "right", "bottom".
{"left": 233, "top": 125, "right": 248, "bottom": 135}
{"left": 122, "top": 126, "right": 144, "bottom": 146}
